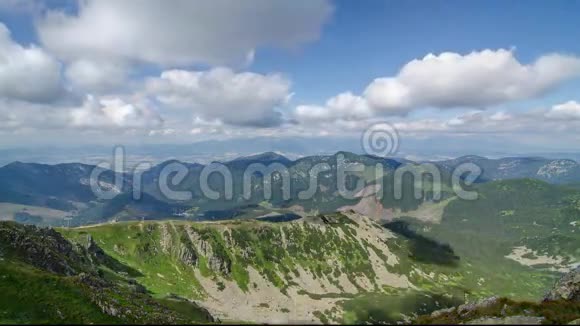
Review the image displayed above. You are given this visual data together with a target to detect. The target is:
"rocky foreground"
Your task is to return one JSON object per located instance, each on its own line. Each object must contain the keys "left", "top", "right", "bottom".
{"left": 416, "top": 266, "right": 580, "bottom": 324}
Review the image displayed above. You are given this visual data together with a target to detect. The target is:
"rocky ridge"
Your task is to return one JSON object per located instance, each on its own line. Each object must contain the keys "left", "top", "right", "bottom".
{"left": 419, "top": 267, "right": 580, "bottom": 324}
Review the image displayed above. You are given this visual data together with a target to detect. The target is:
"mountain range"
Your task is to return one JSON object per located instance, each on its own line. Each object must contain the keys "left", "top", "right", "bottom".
{"left": 0, "top": 152, "right": 579, "bottom": 323}
{"left": 1, "top": 152, "right": 580, "bottom": 227}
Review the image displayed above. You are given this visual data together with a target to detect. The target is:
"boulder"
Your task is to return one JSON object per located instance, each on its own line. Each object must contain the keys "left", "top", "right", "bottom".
{"left": 544, "top": 266, "right": 580, "bottom": 302}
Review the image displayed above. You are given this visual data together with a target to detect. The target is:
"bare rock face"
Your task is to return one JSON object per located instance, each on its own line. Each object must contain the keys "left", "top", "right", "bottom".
{"left": 185, "top": 226, "right": 231, "bottom": 275}
{"left": 459, "top": 296, "right": 501, "bottom": 315}
{"left": 207, "top": 251, "right": 232, "bottom": 275}
{"left": 178, "top": 244, "right": 198, "bottom": 266}
{"left": 544, "top": 266, "right": 580, "bottom": 302}
{"left": 85, "top": 234, "right": 109, "bottom": 264}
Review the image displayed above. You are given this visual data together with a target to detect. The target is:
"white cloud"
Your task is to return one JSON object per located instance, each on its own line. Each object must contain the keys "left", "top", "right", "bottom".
{"left": 0, "top": 100, "right": 67, "bottom": 130}
{"left": 37, "top": 0, "right": 332, "bottom": 66}
{"left": 363, "top": 78, "right": 411, "bottom": 114}
{"left": 389, "top": 101, "right": 580, "bottom": 136}
{"left": 545, "top": 101, "right": 580, "bottom": 120}
{"left": 147, "top": 67, "right": 291, "bottom": 127}
{"left": 294, "top": 92, "right": 372, "bottom": 122}
{"left": 489, "top": 111, "right": 512, "bottom": 121}
{"left": 0, "top": 95, "right": 163, "bottom": 132}
{"left": 295, "top": 49, "right": 580, "bottom": 123}
{"left": 0, "top": 23, "right": 62, "bottom": 102}
{"left": 446, "top": 111, "right": 485, "bottom": 126}
{"left": 364, "top": 49, "right": 580, "bottom": 113}
{"left": 70, "top": 96, "right": 163, "bottom": 129}
{"left": 325, "top": 92, "right": 373, "bottom": 119}
{"left": 289, "top": 98, "right": 580, "bottom": 141}
{"left": 65, "top": 59, "right": 128, "bottom": 93}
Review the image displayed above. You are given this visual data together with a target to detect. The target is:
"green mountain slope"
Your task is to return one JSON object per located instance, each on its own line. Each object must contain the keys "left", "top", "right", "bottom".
{"left": 380, "top": 179, "right": 580, "bottom": 312}
{"left": 415, "top": 266, "right": 580, "bottom": 325}
{"left": 1, "top": 178, "right": 579, "bottom": 324}
{"left": 57, "top": 203, "right": 576, "bottom": 324}
{"left": 0, "top": 222, "right": 215, "bottom": 324}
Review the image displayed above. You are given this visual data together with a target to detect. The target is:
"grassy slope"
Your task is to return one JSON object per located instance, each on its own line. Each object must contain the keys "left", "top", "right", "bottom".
{"left": 62, "top": 217, "right": 469, "bottom": 323}
{"left": 341, "top": 179, "right": 580, "bottom": 323}
{"left": 0, "top": 259, "right": 215, "bottom": 325}
{"left": 58, "top": 180, "right": 579, "bottom": 324}
{"left": 0, "top": 260, "right": 118, "bottom": 324}
{"left": 0, "top": 221, "right": 216, "bottom": 325}
{"left": 395, "top": 179, "right": 580, "bottom": 301}
{"left": 61, "top": 216, "right": 391, "bottom": 300}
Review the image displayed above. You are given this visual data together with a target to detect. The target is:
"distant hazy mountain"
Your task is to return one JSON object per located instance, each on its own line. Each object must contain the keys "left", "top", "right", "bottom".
{"left": 0, "top": 162, "right": 126, "bottom": 211}
{"left": 434, "top": 156, "right": 580, "bottom": 184}
{"left": 1, "top": 152, "right": 579, "bottom": 226}
{"left": 225, "top": 151, "right": 293, "bottom": 168}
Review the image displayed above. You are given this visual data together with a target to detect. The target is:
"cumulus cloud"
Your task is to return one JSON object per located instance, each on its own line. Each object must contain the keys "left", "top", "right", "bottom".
{"left": 0, "top": 100, "right": 68, "bottom": 130}
{"left": 295, "top": 49, "right": 580, "bottom": 123}
{"left": 70, "top": 96, "right": 163, "bottom": 129}
{"left": 294, "top": 92, "right": 372, "bottom": 122}
{"left": 65, "top": 59, "right": 128, "bottom": 93}
{"left": 288, "top": 98, "right": 580, "bottom": 142}
{"left": 545, "top": 101, "right": 580, "bottom": 120}
{"left": 147, "top": 67, "right": 291, "bottom": 127}
{"left": 0, "top": 23, "right": 62, "bottom": 102}
{"left": 0, "top": 95, "right": 162, "bottom": 132}
{"left": 388, "top": 101, "right": 580, "bottom": 136}
{"left": 364, "top": 49, "right": 580, "bottom": 113}
{"left": 37, "top": 0, "right": 333, "bottom": 66}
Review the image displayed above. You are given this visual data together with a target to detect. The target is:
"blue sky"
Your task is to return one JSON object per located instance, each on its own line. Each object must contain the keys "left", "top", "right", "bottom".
{"left": 0, "top": 0, "right": 580, "bottom": 156}
{"left": 252, "top": 0, "right": 580, "bottom": 103}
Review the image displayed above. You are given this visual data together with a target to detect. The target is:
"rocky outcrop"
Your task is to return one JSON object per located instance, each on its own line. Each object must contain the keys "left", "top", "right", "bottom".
{"left": 177, "top": 240, "right": 198, "bottom": 267}
{"left": 0, "top": 221, "right": 88, "bottom": 275}
{"left": 466, "top": 316, "right": 545, "bottom": 325}
{"left": 185, "top": 226, "right": 231, "bottom": 275}
{"left": 544, "top": 266, "right": 580, "bottom": 302}
{"left": 157, "top": 223, "right": 199, "bottom": 267}
{"left": 84, "top": 234, "right": 109, "bottom": 264}
{"left": 74, "top": 272, "right": 207, "bottom": 324}
{"left": 0, "top": 221, "right": 216, "bottom": 324}
{"left": 206, "top": 250, "right": 232, "bottom": 275}
{"left": 159, "top": 223, "right": 172, "bottom": 254}
{"left": 428, "top": 296, "right": 503, "bottom": 321}
{"left": 420, "top": 268, "right": 580, "bottom": 325}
